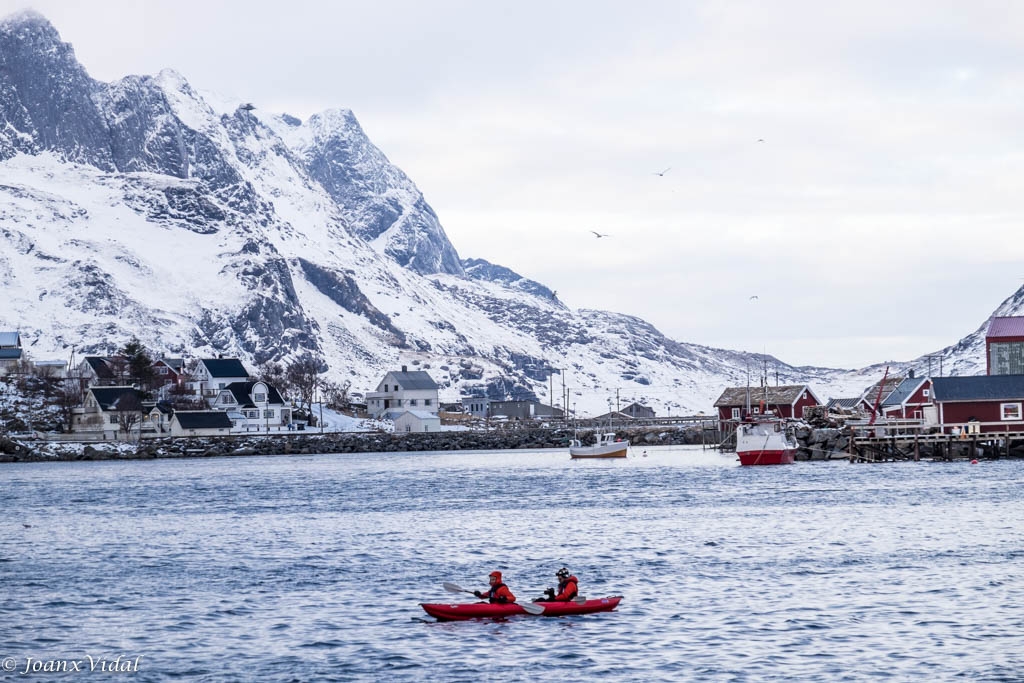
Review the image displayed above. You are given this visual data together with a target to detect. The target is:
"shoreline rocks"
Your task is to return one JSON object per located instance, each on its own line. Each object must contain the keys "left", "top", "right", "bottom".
{"left": 0, "top": 425, "right": 713, "bottom": 463}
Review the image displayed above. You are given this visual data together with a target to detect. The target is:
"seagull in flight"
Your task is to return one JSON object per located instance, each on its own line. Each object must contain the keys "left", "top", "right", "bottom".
{"left": 653, "top": 167, "right": 671, "bottom": 176}
{"left": 749, "top": 295, "right": 759, "bottom": 300}
{"left": 591, "top": 230, "right": 609, "bottom": 238}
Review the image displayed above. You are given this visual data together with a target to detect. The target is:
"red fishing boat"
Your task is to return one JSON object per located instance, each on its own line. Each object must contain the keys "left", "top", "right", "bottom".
{"left": 420, "top": 596, "right": 623, "bottom": 621}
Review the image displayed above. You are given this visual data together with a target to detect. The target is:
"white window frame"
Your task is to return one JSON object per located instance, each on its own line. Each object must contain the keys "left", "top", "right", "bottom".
{"left": 923, "top": 389, "right": 930, "bottom": 398}
{"left": 1000, "top": 402, "right": 1022, "bottom": 421}
{"left": 731, "top": 408, "right": 741, "bottom": 420}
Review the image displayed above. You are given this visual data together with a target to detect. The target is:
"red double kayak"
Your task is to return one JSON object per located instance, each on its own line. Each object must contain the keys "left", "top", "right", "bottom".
{"left": 420, "top": 596, "right": 623, "bottom": 621}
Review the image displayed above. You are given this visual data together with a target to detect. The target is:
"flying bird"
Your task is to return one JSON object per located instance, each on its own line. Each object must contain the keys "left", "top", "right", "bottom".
{"left": 591, "top": 231, "right": 609, "bottom": 238}
{"left": 749, "top": 295, "right": 759, "bottom": 300}
{"left": 757, "top": 139, "right": 764, "bottom": 143}
{"left": 653, "top": 167, "right": 671, "bottom": 176}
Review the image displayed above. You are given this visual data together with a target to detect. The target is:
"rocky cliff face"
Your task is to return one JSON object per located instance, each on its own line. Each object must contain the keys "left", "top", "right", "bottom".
{"left": 0, "top": 10, "right": 1010, "bottom": 414}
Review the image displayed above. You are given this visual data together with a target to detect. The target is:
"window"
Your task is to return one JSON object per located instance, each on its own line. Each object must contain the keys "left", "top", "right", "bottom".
{"left": 109, "top": 415, "right": 118, "bottom": 424}
{"left": 221, "top": 395, "right": 233, "bottom": 404}
{"left": 923, "top": 389, "right": 930, "bottom": 398}
{"left": 218, "top": 383, "right": 226, "bottom": 389}
{"left": 410, "top": 399, "right": 418, "bottom": 406}
{"left": 1001, "top": 403, "right": 1022, "bottom": 421}
{"left": 731, "top": 408, "right": 741, "bottom": 420}
{"left": 264, "top": 409, "right": 274, "bottom": 418}
{"left": 424, "top": 399, "right": 432, "bottom": 406}
{"left": 254, "top": 393, "right": 266, "bottom": 403}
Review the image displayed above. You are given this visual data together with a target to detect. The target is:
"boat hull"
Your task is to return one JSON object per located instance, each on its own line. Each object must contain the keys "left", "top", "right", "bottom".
{"left": 569, "top": 439, "right": 629, "bottom": 458}
{"left": 737, "top": 448, "right": 796, "bottom": 466}
{"left": 420, "top": 596, "right": 623, "bottom": 621}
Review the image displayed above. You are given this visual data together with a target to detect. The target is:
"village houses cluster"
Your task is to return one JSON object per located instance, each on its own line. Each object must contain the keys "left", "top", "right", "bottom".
{"left": 2, "top": 316, "right": 1024, "bottom": 439}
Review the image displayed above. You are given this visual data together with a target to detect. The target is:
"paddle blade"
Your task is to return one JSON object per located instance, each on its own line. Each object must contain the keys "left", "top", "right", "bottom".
{"left": 520, "top": 602, "right": 545, "bottom": 615}
{"left": 443, "top": 582, "right": 471, "bottom": 594}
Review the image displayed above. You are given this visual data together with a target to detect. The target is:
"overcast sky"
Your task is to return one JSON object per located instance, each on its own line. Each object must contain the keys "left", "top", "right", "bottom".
{"left": 6, "top": 1, "right": 1024, "bottom": 368}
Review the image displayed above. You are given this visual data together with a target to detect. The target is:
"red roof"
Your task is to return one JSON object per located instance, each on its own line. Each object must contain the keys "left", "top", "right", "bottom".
{"left": 986, "top": 316, "right": 1024, "bottom": 339}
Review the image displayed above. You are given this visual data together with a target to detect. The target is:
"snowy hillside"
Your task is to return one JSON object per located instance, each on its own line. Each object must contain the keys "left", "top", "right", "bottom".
{"left": 0, "top": 10, "right": 1018, "bottom": 416}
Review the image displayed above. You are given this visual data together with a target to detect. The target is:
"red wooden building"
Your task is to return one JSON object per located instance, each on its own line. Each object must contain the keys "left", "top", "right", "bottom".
{"left": 930, "top": 375, "right": 1024, "bottom": 433}
{"left": 714, "top": 384, "right": 823, "bottom": 429}
{"left": 986, "top": 316, "right": 1024, "bottom": 375}
{"left": 880, "top": 373, "right": 933, "bottom": 420}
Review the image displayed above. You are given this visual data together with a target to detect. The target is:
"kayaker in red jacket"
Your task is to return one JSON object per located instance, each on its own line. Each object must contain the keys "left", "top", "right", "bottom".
{"left": 541, "top": 567, "right": 579, "bottom": 602}
{"left": 474, "top": 571, "right": 516, "bottom": 604}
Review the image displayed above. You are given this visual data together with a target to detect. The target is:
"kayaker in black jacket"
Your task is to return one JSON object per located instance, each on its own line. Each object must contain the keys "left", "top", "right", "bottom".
{"left": 538, "top": 567, "right": 579, "bottom": 602}
{"left": 473, "top": 570, "right": 516, "bottom": 603}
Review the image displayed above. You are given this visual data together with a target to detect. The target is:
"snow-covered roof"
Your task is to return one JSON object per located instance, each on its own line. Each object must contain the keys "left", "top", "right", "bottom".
{"left": 396, "top": 410, "right": 440, "bottom": 420}
{"left": 714, "top": 385, "right": 814, "bottom": 407}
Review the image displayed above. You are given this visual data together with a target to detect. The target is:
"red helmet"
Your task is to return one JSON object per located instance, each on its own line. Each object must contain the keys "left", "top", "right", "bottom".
{"left": 489, "top": 571, "right": 502, "bottom": 580}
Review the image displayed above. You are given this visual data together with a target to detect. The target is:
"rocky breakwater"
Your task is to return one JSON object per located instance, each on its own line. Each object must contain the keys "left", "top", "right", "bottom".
{"left": 0, "top": 425, "right": 711, "bottom": 462}
{"left": 792, "top": 424, "right": 852, "bottom": 460}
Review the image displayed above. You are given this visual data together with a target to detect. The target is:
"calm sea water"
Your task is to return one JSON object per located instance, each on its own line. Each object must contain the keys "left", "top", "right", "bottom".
{"left": 2, "top": 446, "right": 1023, "bottom": 682}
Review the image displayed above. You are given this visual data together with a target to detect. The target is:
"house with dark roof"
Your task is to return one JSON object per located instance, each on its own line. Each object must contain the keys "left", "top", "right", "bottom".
{"left": 880, "top": 372, "right": 934, "bottom": 420}
{"left": 212, "top": 381, "right": 290, "bottom": 431}
{"left": 986, "top": 317, "right": 1024, "bottom": 375}
{"left": 620, "top": 402, "right": 655, "bottom": 419}
{"left": 76, "top": 356, "right": 131, "bottom": 387}
{"left": 856, "top": 374, "right": 906, "bottom": 416}
{"left": 930, "top": 375, "right": 1024, "bottom": 433}
{"left": 169, "top": 411, "right": 234, "bottom": 437}
{"left": 367, "top": 365, "right": 439, "bottom": 418}
{"left": 152, "top": 358, "right": 185, "bottom": 388}
{"left": 713, "top": 384, "right": 823, "bottom": 429}
{"left": 488, "top": 400, "right": 563, "bottom": 420}
{"left": 826, "top": 397, "right": 862, "bottom": 413}
{"left": 0, "top": 331, "right": 22, "bottom": 374}
{"left": 189, "top": 358, "right": 251, "bottom": 402}
{"left": 71, "top": 386, "right": 146, "bottom": 439}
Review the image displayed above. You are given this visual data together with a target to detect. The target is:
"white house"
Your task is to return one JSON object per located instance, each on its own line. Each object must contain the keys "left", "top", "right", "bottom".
{"left": 366, "top": 365, "right": 440, "bottom": 418}
{"left": 188, "top": 358, "right": 251, "bottom": 404}
{"left": 71, "top": 386, "right": 145, "bottom": 439}
{"left": 393, "top": 410, "right": 442, "bottom": 433}
{"left": 169, "top": 411, "right": 234, "bottom": 437}
{"left": 212, "top": 380, "right": 290, "bottom": 432}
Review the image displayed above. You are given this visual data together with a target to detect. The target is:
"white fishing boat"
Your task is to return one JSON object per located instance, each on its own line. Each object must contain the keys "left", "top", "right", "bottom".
{"left": 569, "top": 432, "right": 629, "bottom": 459}
{"left": 735, "top": 416, "right": 798, "bottom": 466}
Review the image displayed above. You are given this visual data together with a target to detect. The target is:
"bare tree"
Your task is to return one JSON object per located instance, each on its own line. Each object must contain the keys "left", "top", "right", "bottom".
{"left": 257, "top": 361, "right": 287, "bottom": 392}
{"left": 285, "top": 358, "right": 320, "bottom": 413}
{"left": 323, "top": 379, "right": 352, "bottom": 411}
{"left": 52, "top": 378, "right": 82, "bottom": 433}
{"left": 114, "top": 391, "right": 143, "bottom": 441}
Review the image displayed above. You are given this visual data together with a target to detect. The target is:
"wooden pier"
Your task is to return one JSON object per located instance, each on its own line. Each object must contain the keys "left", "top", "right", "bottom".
{"left": 848, "top": 421, "right": 1024, "bottom": 463}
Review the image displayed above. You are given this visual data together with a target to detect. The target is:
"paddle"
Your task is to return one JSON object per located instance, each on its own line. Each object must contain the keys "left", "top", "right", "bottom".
{"left": 442, "top": 583, "right": 544, "bottom": 615}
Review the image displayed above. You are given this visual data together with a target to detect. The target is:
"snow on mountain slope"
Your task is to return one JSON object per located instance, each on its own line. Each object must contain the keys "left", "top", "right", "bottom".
{"left": 0, "top": 10, "right": 1016, "bottom": 417}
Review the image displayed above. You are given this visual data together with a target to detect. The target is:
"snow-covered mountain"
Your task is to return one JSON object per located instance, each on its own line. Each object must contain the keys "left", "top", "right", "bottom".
{"left": 0, "top": 10, "right": 1019, "bottom": 414}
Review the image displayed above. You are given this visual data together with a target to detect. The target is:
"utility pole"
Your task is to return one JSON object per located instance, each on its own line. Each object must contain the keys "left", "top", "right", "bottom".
{"left": 549, "top": 372, "right": 554, "bottom": 419}
{"left": 560, "top": 369, "right": 565, "bottom": 418}
{"left": 616, "top": 388, "right": 620, "bottom": 414}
